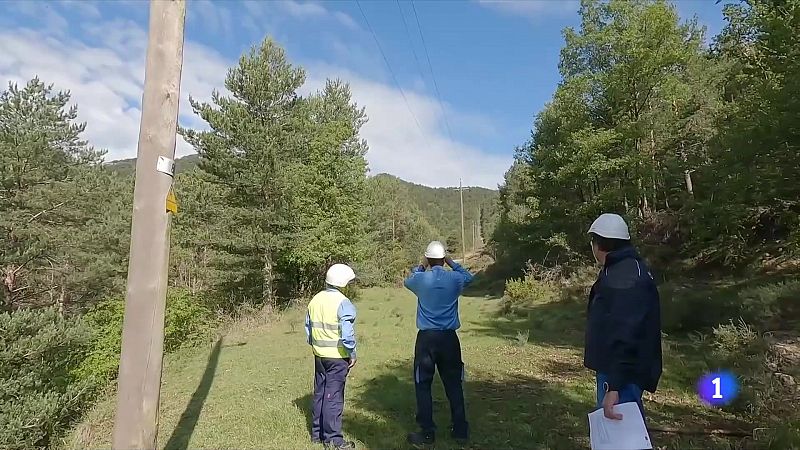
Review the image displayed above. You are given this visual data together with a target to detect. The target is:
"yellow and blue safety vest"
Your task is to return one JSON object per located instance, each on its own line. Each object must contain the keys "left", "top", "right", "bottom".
{"left": 305, "top": 288, "right": 357, "bottom": 359}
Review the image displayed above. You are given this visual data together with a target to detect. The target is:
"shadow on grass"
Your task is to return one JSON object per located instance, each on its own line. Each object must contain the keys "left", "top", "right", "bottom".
{"left": 345, "top": 360, "right": 590, "bottom": 450}
{"left": 293, "top": 393, "right": 314, "bottom": 438}
{"left": 464, "top": 297, "right": 586, "bottom": 349}
{"left": 163, "top": 339, "right": 222, "bottom": 450}
{"left": 462, "top": 269, "right": 506, "bottom": 299}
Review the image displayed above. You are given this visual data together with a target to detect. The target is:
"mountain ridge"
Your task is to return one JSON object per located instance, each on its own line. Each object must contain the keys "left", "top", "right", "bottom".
{"left": 104, "top": 155, "right": 498, "bottom": 191}
{"left": 105, "top": 155, "right": 499, "bottom": 246}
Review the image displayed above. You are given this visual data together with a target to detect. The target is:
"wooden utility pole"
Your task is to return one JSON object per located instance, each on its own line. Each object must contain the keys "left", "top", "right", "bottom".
{"left": 459, "top": 179, "right": 466, "bottom": 261}
{"left": 113, "top": 1, "right": 186, "bottom": 449}
{"left": 476, "top": 206, "right": 481, "bottom": 246}
{"left": 471, "top": 220, "right": 476, "bottom": 253}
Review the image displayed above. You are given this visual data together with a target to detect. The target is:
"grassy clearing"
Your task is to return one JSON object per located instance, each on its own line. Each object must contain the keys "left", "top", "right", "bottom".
{"left": 68, "top": 286, "right": 763, "bottom": 450}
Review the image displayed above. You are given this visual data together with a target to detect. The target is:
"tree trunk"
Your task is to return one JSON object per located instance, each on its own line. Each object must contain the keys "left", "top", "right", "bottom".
{"left": 621, "top": 177, "right": 629, "bottom": 212}
{"left": 652, "top": 176, "right": 660, "bottom": 212}
{"left": 262, "top": 251, "right": 275, "bottom": 308}
{"left": 684, "top": 169, "right": 695, "bottom": 197}
{"left": 56, "top": 283, "right": 66, "bottom": 315}
{"left": 2, "top": 265, "right": 18, "bottom": 312}
{"left": 680, "top": 142, "right": 695, "bottom": 198}
{"left": 638, "top": 178, "right": 646, "bottom": 218}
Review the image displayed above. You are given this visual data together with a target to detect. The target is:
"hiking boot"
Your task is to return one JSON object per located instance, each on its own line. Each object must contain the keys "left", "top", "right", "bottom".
{"left": 407, "top": 430, "right": 435, "bottom": 448}
{"left": 451, "top": 430, "right": 469, "bottom": 445}
{"left": 451, "top": 426, "right": 469, "bottom": 445}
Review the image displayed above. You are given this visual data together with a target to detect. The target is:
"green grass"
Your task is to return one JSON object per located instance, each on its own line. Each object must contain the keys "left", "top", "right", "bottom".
{"left": 67, "top": 287, "right": 762, "bottom": 450}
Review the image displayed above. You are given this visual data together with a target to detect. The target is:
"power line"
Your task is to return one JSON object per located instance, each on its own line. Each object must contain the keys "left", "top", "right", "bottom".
{"left": 355, "top": 0, "right": 425, "bottom": 137}
{"left": 410, "top": 0, "right": 456, "bottom": 144}
{"left": 395, "top": 0, "right": 427, "bottom": 91}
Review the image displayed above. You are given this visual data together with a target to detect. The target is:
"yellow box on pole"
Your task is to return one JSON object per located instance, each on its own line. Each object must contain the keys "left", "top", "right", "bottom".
{"left": 166, "top": 187, "right": 178, "bottom": 214}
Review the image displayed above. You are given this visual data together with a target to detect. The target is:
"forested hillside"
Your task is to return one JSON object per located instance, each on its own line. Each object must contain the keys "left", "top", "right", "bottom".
{"left": 487, "top": 0, "right": 800, "bottom": 445}
{"left": 106, "top": 162, "right": 498, "bottom": 260}
{"left": 370, "top": 174, "right": 498, "bottom": 255}
{"left": 105, "top": 153, "right": 201, "bottom": 176}
{"left": 490, "top": 0, "right": 800, "bottom": 275}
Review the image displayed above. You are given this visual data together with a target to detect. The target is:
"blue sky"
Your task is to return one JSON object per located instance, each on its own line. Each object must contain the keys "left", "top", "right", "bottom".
{"left": 1, "top": 0, "right": 728, "bottom": 187}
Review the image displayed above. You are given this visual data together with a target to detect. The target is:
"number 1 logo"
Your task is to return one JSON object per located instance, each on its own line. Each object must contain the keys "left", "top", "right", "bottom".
{"left": 711, "top": 377, "right": 723, "bottom": 399}
{"left": 697, "top": 371, "right": 738, "bottom": 406}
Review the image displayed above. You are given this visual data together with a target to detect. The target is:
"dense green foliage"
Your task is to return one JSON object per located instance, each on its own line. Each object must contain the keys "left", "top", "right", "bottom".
{"left": 0, "top": 79, "right": 131, "bottom": 312}
{"left": 182, "top": 39, "right": 367, "bottom": 304}
{"left": 361, "top": 175, "right": 441, "bottom": 285}
{"left": 489, "top": 0, "right": 800, "bottom": 443}
{"left": 110, "top": 162, "right": 496, "bottom": 287}
{"left": 491, "top": 0, "right": 800, "bottom": 272}
{"left": 380, "top": 175, "right": 498, "bottom": 256}
{"left": 0, "top": 308, "right": 94, "bottom": 449}
{"left": 78, "top": 289, "right": 216, "bottom": 383}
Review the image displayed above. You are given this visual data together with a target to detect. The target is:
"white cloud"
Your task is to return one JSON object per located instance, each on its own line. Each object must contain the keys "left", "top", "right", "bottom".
{"left": 59, "top": 0, "right": 101, "bottom": 19}
{"left": 0, "top": 19, "right": 228, "bottom": 161}
{"left": 0, "top": 10, "right": 508, "bottom": 188}
{"left": 193, "top": 0, "right": 234, "bottom": 36}
{"left": 477, "top": 0, "right": 579, "bottom": 19}
{"left": 242, "top": 0, "right": 358, "bottom": 30}
{"left": 8, "top": 1, "right": 69, "bottom": 33}
{"left": 303, "top": 64, "right": 510, "bottom": 188}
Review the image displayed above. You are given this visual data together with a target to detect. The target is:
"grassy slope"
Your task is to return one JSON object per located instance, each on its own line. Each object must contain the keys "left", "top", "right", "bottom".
{"left": 69, "top": 286, "right": 758, "bottom": 450}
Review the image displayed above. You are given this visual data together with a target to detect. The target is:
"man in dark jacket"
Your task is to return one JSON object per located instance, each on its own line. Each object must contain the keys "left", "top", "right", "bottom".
{"left": 584, "top": 213, "right": 662, "bottom": 421}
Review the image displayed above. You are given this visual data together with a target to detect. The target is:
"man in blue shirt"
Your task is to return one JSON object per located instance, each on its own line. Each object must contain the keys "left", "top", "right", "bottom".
{"left": 403, "top": 241, "right": 474, "bottom": 448}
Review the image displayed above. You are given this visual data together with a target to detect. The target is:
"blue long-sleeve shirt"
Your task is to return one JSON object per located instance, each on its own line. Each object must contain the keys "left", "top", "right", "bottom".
{"left": 305, "top": 289, "right": 357, "bottom": 358}
{"left": 404, "top": 262, "right": 474, "bottom": 330}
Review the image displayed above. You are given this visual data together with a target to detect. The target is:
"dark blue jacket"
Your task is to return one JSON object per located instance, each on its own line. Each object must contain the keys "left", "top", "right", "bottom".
{"left": 584, "top": 246, "right": 662, "bottom": 393}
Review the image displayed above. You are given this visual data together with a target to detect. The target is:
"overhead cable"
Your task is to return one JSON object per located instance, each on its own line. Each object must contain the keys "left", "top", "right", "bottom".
{"left": 355, "top": 0, "right": 426, "bottom": 137}
{"left": 410, "top": 0, "right": 456, "bottom": 144}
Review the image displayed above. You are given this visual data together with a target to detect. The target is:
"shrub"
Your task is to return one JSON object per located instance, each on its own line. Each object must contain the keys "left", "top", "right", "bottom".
{"left": 78, "top": 289, "right": 216, "bottom": 383}
{"left": 660, "top": 282, "right": 738, "bottom": 332}
{"left": 0, "top": 308, "right": 95, "bottom": 450}
{"left": 78, "top": 299, "right": 124, "bottom": 382}
{"left": 661, "top": 279, "right": 800, "bottom": 333}
{"left": 163, "top": 289, "right": 216, "bottom": 351}
{"left": 738, "top": 280, "right": 800, "bottom": 330}
{"left": 340, "top": 283, "right": 361, "bottom": 302}
{"left": 710, "top": 319, "right": 768, "bottom": 372}
{"left": 501, "top": 274, "right": 556, "bottom": 315}
{"left": 702, "top": 319, "right": 799, "bottom": 443}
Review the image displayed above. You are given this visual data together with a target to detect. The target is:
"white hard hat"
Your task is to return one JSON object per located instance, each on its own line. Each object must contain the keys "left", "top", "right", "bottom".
{"left": 325, "top": 264, "right": 356, "bottom": 288}
{"left": 588, "top": 213, "right": 631, "bottom": 240}
{"left": 424, "top": 241, "right": 446, "bottom": 259}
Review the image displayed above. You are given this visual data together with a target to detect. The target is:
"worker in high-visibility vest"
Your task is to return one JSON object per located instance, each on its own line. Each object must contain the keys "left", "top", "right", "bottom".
{"left": 305, "top": 263, "right": 358, "bottom": 450}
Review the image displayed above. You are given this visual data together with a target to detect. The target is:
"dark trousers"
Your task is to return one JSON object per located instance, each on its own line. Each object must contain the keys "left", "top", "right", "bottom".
{"left": 311, "top": 356, "right": 349, "bottom": 445}
{"left": 413, "top": 330, "right": 468, "bottom": 437}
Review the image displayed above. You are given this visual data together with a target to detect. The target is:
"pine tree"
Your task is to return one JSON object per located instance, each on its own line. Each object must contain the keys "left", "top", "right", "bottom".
{"left": 181, "top": 39, "right": 371, "bottom": 305}
{"left": 0, "top": 78, "right": 128, "bottom": 312}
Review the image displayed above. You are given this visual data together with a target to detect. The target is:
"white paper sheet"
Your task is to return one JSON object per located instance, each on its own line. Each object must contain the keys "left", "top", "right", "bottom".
{"left": 588, "top": 402, "right": 653, "bottom": 450}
